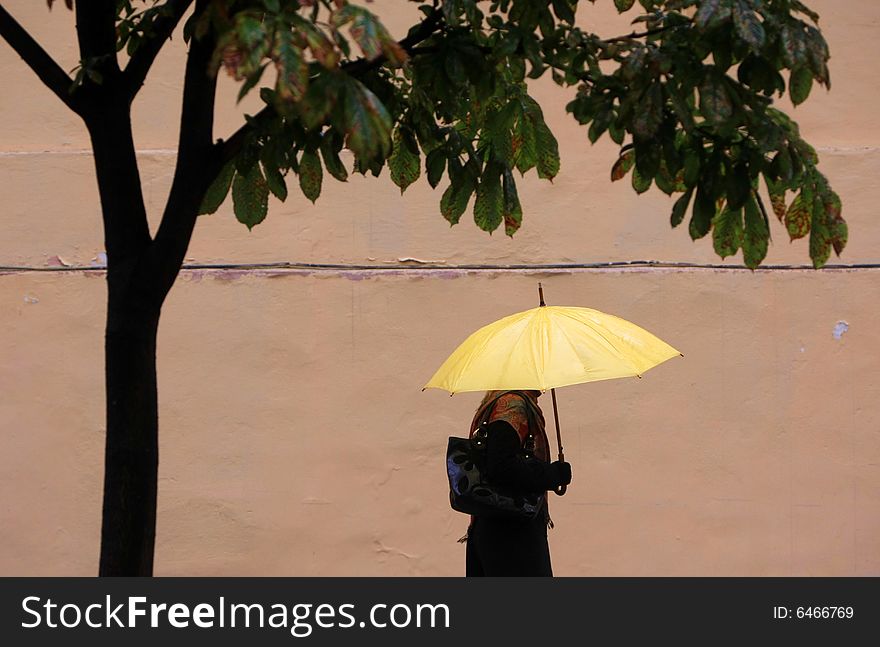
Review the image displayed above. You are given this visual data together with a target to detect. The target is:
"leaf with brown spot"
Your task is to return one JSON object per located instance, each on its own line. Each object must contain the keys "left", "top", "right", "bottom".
{"left": 733, "top": 0, "right": 765, "bottom": 52}
{"left": 440, "top": 180, "right": 475, "bottom": 226}
{"left": 712, "top": 205, "right": 743, "bottom": 259}
{"left": 670, "top": 188, "right": 694, "bottom": 228}
{"left": 199, "top": 161, "right": 235, "bottom": 215}
{"left": 474, "top": 164, "right": 504, "bottom": 233}
{"left": 513, "top": 109, "right": 538, "bottom": 175}
{"left": 784, "top": 191, "right": 811, "bottom": 240}
{"left": 232, "top": 164, "right": 269, "bottom": 230}
{"left": 830, "top": 218, "right": 848, "bottom": 256}
{"left": 743, "top": 196, "right": 769, "bottom": 269}
{"left": 789, "top": 66, "right": 813, "bottom": 106}
{"left": 342, "top": 78, "right": 392, "bottom": 162}
{"left": 502, "top": 169, "right": 523, "bottom": 237}
{"left": 296, "top": 19, "right": 340, "bottom": 69}
{"left": 389, "top": 128, "right": 420, "bottom": 193}
{"left": 298, "top": 150, "right": 323, "bottom": 203}
{"left": 809, "top": 194, "right": 831, "bottom": 268}
{"left": 611, "top": 150, "right": 635, "bottom": 182}
{"left": 699, "top": 76, "right": 733, "bottom": 125}
{"left": 766, "top": 178, "right": 787, "bottom": 221}
{"left": 274, "top": 30, "right": 308, "bottom": 102}
{"left": 632, "top": 165, "right": 651, "bottom": 194}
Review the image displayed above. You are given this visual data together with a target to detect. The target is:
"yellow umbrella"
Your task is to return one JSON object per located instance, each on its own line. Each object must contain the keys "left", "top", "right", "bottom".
{"left": 424, "top": 284, "right": 682, "bottom": 494}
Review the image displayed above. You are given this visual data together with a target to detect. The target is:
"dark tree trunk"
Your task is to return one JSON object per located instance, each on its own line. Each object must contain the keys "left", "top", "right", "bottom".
{"left": 100, "top": 300, "right": 161, "bottom": 576}
{"left": 2, "top": 0, "right": 218, "bottom": 577}
{"left": 85, "top": 96, "right": 162, "bottom": 576}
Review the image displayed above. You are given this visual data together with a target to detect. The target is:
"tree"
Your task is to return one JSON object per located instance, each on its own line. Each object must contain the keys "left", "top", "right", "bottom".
{"left": 0, "top": 0, "right": 842, "bottom": 575}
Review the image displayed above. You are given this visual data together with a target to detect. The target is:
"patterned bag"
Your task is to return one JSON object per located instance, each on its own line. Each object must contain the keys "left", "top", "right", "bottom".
{"left": 446, "top": 391, "right": 545, "bottom": 520}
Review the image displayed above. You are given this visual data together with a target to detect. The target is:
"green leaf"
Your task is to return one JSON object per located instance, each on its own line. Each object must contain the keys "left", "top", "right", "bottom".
{"left": 743, "top": 195, "right": 769, "bottom": 268}
{"left": 237, "top": 63, "right": 267, "bottom": 104}
{"left": 299, "top": 74, "right": 338, "bottom": 130}
{"left": 733, "top": 1, "right": 765, "bottom": 52}
{"left": 781, "top": 24, "right": 807, "bottom": 67}
{"left": 320, "top": 132, "right": 349, "bottom": 182}
{"left": 298, "top": 150, "right": 323, "bottom": 203}
{"left": 695, "top": 0, "right": 722, "bottom": 30}
{"left": 297, "top": 18, "right": 341, "bottom": 69}
{"left": 712, "top": 205, "right": 743, "bottom": 259}
{"left": 689, "top": 187, "right": 716, "bottom": 240}
{"left": 726, "top": 163, "right": 751, "bottom": 210}
{"left": 474, "top": 165, "right": 504, "bottom": 233}
{"left": 613, "top": 0, "right": 636, "bottom": 11}
{"left": 232, "top": 164, "right": 269, "bottom": 230}
{"left": 588, "top": 113, "right": 610, "bottom": 144}
{"left": 830, "top": 218, "right": 848, "bottom": 257}
{"left": 199, "top": 161, "right": 236, "bottom": 215}
{"left": 342, "top": 78, "right": 393, "bottom": 162}
{"left": 789, "top": 66, "right": 813, "bottom": 106}
{"left": 262, "top": 162, "right": 288, "bottom": 201}
{"left": 611, "top": 150, "right": 635, "bottom": 182}
{"left": 632, "top": 84, "right": 663, "bottom": 140}
{"left": 632, "top": 167, "right": 652, "bottom": 194}
{"left": 805, "top": 25, "right": 831, "bottom": 86}
{"left": 634, "top": 140, "right": 661, "bottom": 181}
{"left": 274, "top": 30, "right": 308, "bottom": 102}
{"left": 502, "top": 169, "right": 523, "bottom": 237}
{"left": 486, "top": 102, "right": 518, "bottom": 166}
{"left": 766, "top": 177, "right": 787, "bottom": 221}
{"left": 440, "top": 180, "right": 475, "bottom": 226}
{"left": 784, "top": 191, "right": 811, "bottom": 240}
{"left": 699, "top": 76, "right": 733, "bottom": 124}
{"left": 332, "top": 6, "right": 378, "bottom": 59}
{"left": 426, "top": 149, "right": 447, "bottom": 189}
{"left": 535, "top": 121, "right": 560, "bottom": 181}
{"left": 654, "top": 164, "right": 677, "bottom": 196}
{"left": 513, "top": 109, "right": 538, "bottom": 175}
{"left": 671, "top": 188, "right": 694, "bottom": 228}
{"left": 522, "top": 97, "right": 559, "bottom": 181}
{"left": 389, "top": 128, "right": 421, "bottom": 193}
{"left": 818, "top": 189, "right": 847, "bottom": 257}
{"left": 683, "top": 150, "right": 701, "bottom": 188}
{"left": 809, "top": 194, "right": 831, "bottom": 268}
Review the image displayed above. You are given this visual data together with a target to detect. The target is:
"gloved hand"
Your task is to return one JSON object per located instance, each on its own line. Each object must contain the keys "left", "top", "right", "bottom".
{"left": 550, "top": 460, "right": 572, "bottom": 487}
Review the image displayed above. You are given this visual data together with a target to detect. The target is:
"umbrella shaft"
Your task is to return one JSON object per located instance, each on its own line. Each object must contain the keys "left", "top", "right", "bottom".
{"left": 550, "top": 388, "right": 563, "bottom": 460}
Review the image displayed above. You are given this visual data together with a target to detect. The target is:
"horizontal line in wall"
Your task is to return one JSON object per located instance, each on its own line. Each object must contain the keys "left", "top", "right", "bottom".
{"left": 2, "top": 260, "right": 880, "bottom": 274}
{"left": 0, "top": 148, "right": 179, "bottom": 157}
{"left": 1, "top": 145, "right": 879, "bottom": 158}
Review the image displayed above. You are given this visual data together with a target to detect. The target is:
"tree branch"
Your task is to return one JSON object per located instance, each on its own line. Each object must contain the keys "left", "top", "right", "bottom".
{"left": 151, "top": 1, "right": 218, "bottom": 300}
{"left": 0, "top": 4, "right": 80, "bottom": 114}
{"left": 75, "top": 0, "right": 119, "bottom": 66}
{"left": 123, "top": 0, "right": 195, "bottom": 99}
{"left": 216, "top": 7, "right": 445, "bottom": 166}
{"left": 601, "top": 20, "right": 691, "bottom": 45}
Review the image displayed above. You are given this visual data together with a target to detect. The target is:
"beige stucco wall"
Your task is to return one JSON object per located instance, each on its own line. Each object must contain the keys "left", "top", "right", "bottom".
{"left": 1, "top": 0, "right": 878, "bottom": 575}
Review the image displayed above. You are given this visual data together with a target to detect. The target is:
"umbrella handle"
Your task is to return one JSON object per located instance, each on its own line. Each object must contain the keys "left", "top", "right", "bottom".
{"left": 554, "top": 449, "right": 567, "bottom": 496}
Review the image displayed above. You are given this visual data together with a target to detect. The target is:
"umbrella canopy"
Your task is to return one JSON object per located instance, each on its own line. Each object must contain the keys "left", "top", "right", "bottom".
{"left": 424, "top": 305, "right": 681, "bottom": 394}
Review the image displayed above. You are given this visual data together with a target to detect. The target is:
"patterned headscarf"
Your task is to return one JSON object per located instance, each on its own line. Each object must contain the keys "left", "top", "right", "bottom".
{"left": 469, "top": 390, "right": 550, "bottom": 463}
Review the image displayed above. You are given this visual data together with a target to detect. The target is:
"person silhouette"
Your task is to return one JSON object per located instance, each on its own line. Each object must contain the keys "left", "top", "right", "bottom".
{"left": 463, "top": 390, "right": 572, "bottom": 577}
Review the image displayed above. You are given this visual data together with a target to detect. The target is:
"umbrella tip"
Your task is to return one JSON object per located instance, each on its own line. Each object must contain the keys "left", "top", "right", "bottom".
{"left": 636, "top": 374, "right": 642, "bottom": 379}
{"left": 679, "top": 353, "right": 685, "bottom": 358}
